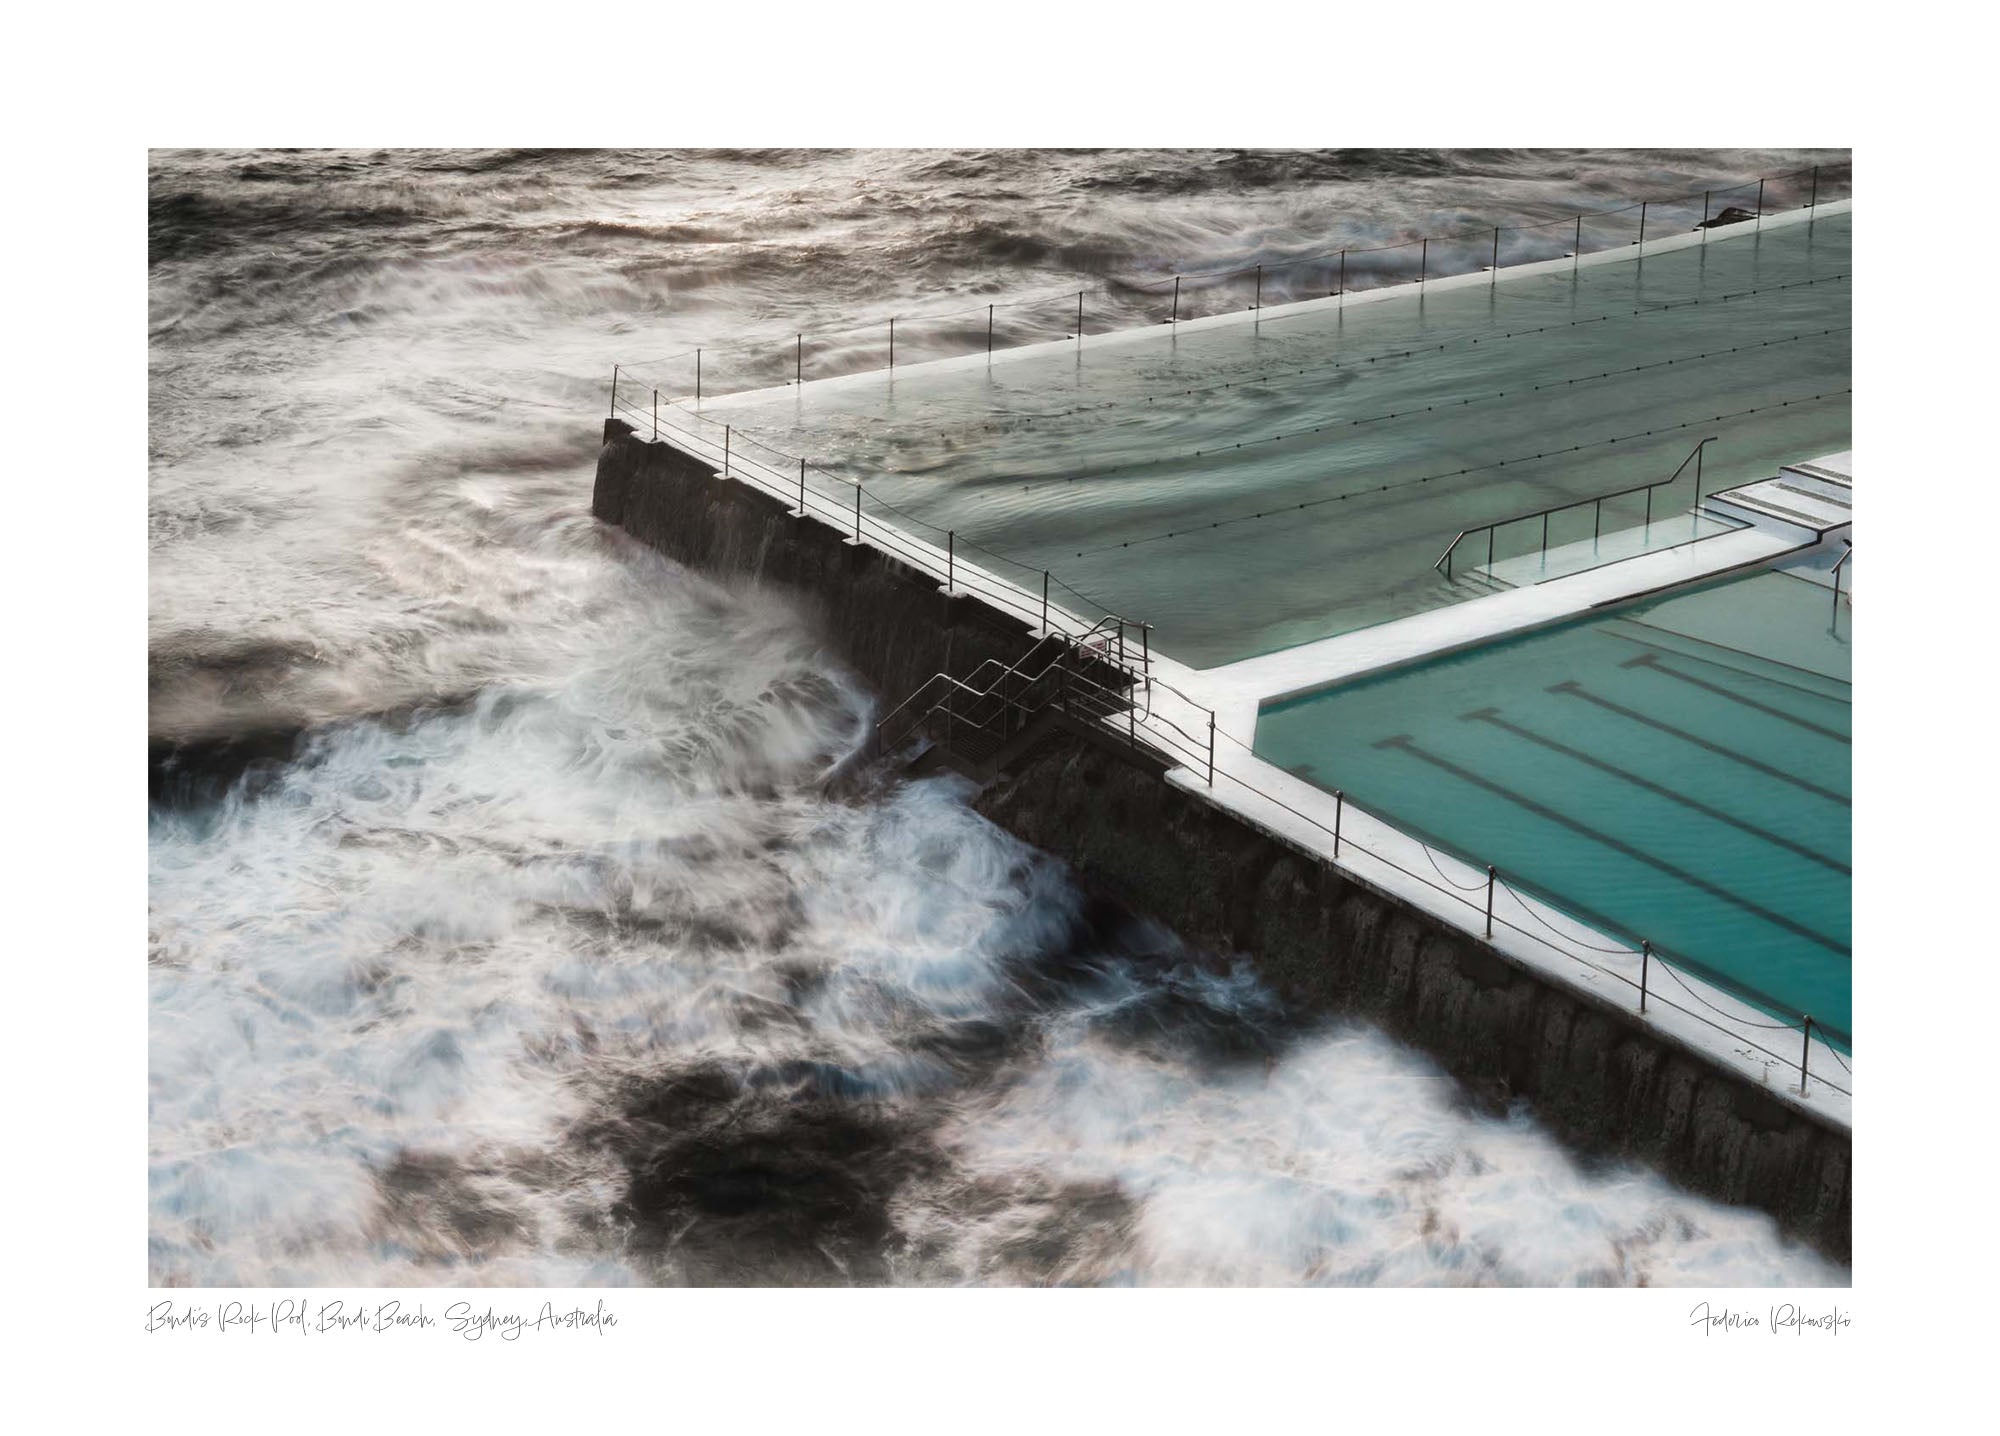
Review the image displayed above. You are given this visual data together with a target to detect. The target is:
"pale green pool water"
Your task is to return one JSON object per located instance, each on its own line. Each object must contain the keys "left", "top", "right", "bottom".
{"left": 715, "top": 214, "right": 1851, "bottom": 665}
{"left": 1254, "top": 566, "right": 1851, "bottom": 1042}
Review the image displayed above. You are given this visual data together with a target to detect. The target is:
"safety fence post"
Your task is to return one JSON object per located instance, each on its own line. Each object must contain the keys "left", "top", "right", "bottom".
{"left": 1333, "top": 790, "right": 1344, "bottom": 857}
{"left": 1207, "top": 712, "right": 1217, "bottom": 787}
{"left": 1490, "top": 226, "right": 1499, "bottom": 282}
{"left": 795, "top": 334, "right": 802, "bottom": 385}
{"left": 652, "top": 389, "right": 658, "bottom": 441}
{"left": 1171, "top": 275, "right": 1180, "bottom": 325}
{"left": 695, "top": 348, "right": 702, "bottom": 404}
{"left": 1041, "top": 571, "right": 1050, "bottom": 631}
{"left": 1638, "top": 201, "right": 1647, "bottom": 253}
{"left": 1253, "top": 264, "right": 1262, "bottom": 311}
{"left": 723, "top": 425, "right": 730, "bottom": 477}
{"left": 798, "top": 458, "right": 806, "bottom": 516}
{"left": 947, "top": 531, "right": 954, "bottom": 591}
{"left": 889, "top": 317, "right": 896, "bottom": 370}
{"left": 987, "top": 304, "right": 994, "bottom": 357}
{"left": 1800, "top": 1017, "right": 1814, "bottom": 1093}
{"left": 609, "top": 364, "right": 619, "bottom": 418}
{"left": 853, "top": 484, "right": 861, "bottom": 541}
{"left": 1640, "top": 940, "right": 1651, "bottom": 1013}
{"left": 1419, "top": 237, "right": 1428, "bottom": 288}
{"left": 1484, "top": 866, "right": 1496, "bottom": 938}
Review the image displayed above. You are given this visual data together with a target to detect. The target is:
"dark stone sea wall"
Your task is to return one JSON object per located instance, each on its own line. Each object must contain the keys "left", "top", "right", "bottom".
{"left": 594, "top": 420, "right": 1852, "bottom": 1261}
{"left": 594, "top": 418, "right": 1049, "bottom": 705}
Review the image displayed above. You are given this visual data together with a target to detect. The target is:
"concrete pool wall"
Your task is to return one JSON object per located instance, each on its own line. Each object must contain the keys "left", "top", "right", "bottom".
{"left": 591, "top": 418, "right": 1852, "bottom": 1260}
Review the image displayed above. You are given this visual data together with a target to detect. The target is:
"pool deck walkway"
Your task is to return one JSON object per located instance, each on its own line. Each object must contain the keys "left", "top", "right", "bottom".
{"left": 1114, "top": 455, "right": 1855, "bottom": 1131}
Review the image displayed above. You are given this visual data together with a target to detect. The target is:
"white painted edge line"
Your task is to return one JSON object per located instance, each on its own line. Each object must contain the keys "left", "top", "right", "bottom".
{"left": 1117, "top": 683, "right": 1854, "bottom": 1133}
{"left": 677, "top": 199, "right": 1852, "bottom": 414}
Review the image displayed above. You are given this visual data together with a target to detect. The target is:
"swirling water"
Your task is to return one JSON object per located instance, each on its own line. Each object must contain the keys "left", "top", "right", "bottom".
{"left": 148, "top": 148, "right": 1848, "bottom": 1286}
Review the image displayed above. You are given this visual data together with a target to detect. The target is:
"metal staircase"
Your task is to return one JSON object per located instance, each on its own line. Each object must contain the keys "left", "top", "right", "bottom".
{"left": 874, "top": 616, "right": 1158, "bottom": 780}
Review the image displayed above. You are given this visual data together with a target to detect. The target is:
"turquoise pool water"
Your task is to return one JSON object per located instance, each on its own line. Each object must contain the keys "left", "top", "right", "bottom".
{"left": 1254, "top": 565, "right": 1851, "bottom": 1041}
{"left": 709, "top": 214, "right": 1851, "bottom": 665}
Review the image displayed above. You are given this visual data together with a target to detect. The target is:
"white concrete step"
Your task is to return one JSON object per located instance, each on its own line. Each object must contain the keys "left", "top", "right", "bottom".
{"left": 1777, "top": 451, "right": 1853, "bottom": 504}
{"left": 1704, "top": 478, "right": 1852, "bottom": 538}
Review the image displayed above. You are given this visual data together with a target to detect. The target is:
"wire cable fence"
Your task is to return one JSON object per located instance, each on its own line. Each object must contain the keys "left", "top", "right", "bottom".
{"left": 611, "top": 397, "right": 1853, "bottom": 1100}
{"left": 851, "top": 573, "right": 1852, "bottom": 1102}
{"left": 617, "top": 160, "right": 1851, "bottom": 402}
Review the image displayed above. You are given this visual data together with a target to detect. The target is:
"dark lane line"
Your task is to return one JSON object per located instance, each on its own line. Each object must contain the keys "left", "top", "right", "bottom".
{"left": 1462, "top": 708, "right": 1850, "bottom": 876}
{"left": 1374, "top": 734, "right": 1851, "bottom": 957}
{"left": 1597, "top": 624, "right": 1851, "bottom": 705}
{"left": 1620, "top": 652, "right": 1850, "bottom": 743}
{"left": 1548, "top": 681, "right": 1849, "bottom": 807}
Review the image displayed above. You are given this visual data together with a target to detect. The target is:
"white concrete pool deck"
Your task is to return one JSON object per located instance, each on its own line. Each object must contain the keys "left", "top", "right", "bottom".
{"left": 1191, "top": 518, "right": 1838, "bottom": 747}
{"left": 628, "top": 208, "right": 1857, "bottom": 1130}
{"left": 1109, "top": 464, "right": 1855, "bottom": 1131}
{"left": 686, "top": 199, "right": 1853, "bottom": 413}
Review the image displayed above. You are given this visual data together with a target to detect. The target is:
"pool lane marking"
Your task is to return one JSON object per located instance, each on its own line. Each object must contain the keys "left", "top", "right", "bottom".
{"left": 1546, "top": 681, "right": 1849, "bottom": 807}
{"left": 1372, "top": 734, "right": 1851, "bottom": 957}
{"left": 1597, "top": 623, "right": 1850, "bottom": 705}
{"left": 1461, "top": 707, "right": 1849, "bottom": 875}
{"left": 1619, "top": 652, "right": 1850, "bottom": 743}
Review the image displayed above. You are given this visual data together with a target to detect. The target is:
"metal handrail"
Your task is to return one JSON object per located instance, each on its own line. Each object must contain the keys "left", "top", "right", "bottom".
{"left": 1830, "top": 540, "right": 1853, "bottom": 620}
{"left": 870, "top": 616, "right": 1139, "bottom": 749}
{"left": 1433, "top": 436, "right": 1719, "bottom": 580}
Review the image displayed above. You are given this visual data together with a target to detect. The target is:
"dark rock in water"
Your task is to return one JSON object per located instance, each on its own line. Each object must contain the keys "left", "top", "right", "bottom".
{"left": 1695, "top": 206, "right": 1759, "bottom": 230}
{"left": 583, "top": 1062, "right": 946, "bottom": 1285}
{"left": 149, "top": 727, "right": 302, "bottom": 807}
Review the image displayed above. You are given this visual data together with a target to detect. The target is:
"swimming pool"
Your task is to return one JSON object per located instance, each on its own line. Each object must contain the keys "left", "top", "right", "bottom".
{"left": 705, "top": 213, "right": 1851, "bottom": 666}
{"left": 1253, "top": 563, "right": 1851, "bottom": 1041}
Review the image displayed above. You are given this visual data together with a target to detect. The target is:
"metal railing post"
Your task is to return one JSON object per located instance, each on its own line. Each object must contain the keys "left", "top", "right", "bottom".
{"left": 1141, "top": 622, "right": 1150, "bottom": 675}
{"left": 1333, "top": 790, "right": 1344, "bottom": 857}
{"left": 947, "top": 531, "right": 954, "bottom": 590}
{"left": 798, "top": 458, "right": 806, "bottom": 516}
{"left": 1338, "top": 249, "right": 1347, "bottom": 302}
{"left": 695, "top": 348, "right": 702, "bottom": 404}
{"left": 1490, "top": 226, "right": 1499, "bottom": 281}
{"left": 1808, "top": 164, "right": 1819, "bottom": 211}
{"left": 1756, "top": 177, "right": 1766, "bottom": 230}
{"left": 1701, "top": 190, "right": 1711, "bottom": 243}
{"left": 1253, "top": 265, "right": 1262, "bottom": 311}
{"left": 1208, "top": 712, "right": 1217, "bottom": 787}
{"left": 987, "top": 304, "right": 994, "bottom": 357}
{"left": 1540, "top": 511, "right": 1549, "bottom": 563}
{"left": 1594, "top": 497, "right": 1602, "bottom": 544}
{"left": 1419, "top": 237, "right": 1428, "bottom": 288}
{"left": 1486, "top": 526, "right": 1495, "bottom": 572}
{"left": 1800, "top": 1016, "right": 1813, "bottom": 1093}
{"left": 723, "top": 425, "right": 730, "bottom": 477}
{"left": 1076, "top": 291, "right": 1084, "bottom": 341}
{"left": 1645, "top": 486, "right": 1653, "bottom": 531}
{"left": 889, "top": 317, "right": 895, "bottom": 370}
{"left": 1573, "top": 215, "right": 1582, "bottom": 275}
{"left": 609, "top": 364, "right": 619, "bottom": 418}
{"left": 1695, "top": 442, "right": 1704, "bottom": 507}
{"left": 1170, "top": 275, "right": 1180, "bottom": 325}
{"left": 1041, "top": 571, "right": 1050, "bottom": 631}
{"left": 652, "top": 389, "right": 658, "bottom": 441}
{"left": 854, "top": 483, "right": 861, "bottom": 541}
{"left": 796, "top": 334, "right": 803, "bottom": 385}
{"left": 1484, "top": 866, "right": 1496, "bottom": 938}
{"left": 1640, "top": 940, "right": 1651, "bottom": 1013}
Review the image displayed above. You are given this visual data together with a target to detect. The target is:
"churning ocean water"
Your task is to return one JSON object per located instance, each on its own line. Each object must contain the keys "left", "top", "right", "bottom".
{"left": 148, "top": 148, "right": 1848, "bottom": 1286}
